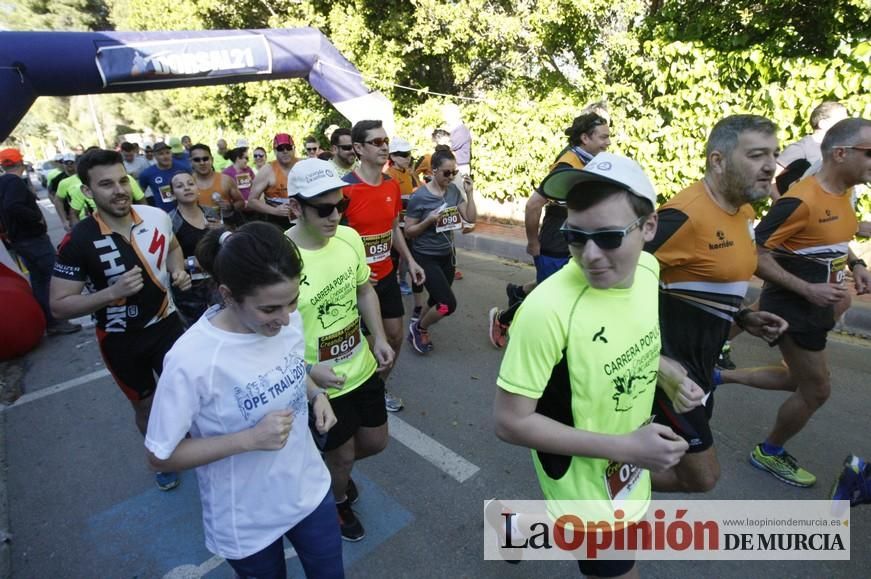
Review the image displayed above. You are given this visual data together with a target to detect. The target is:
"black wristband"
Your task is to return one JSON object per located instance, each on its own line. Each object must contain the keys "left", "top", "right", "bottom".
{"left": 848, "top": 258, "right": 867, "bottom": 271}
{"left": 734, "top": 308, "right": 752, "bottom": 329}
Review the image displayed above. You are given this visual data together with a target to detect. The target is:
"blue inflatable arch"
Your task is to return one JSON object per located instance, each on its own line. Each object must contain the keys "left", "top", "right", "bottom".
{"left": 0, "top": 27, "right": 395, "bottom": 141}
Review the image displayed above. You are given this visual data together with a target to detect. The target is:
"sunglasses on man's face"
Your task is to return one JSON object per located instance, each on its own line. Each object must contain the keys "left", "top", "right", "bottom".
{"left": 391, "top": 151, "right": 411, "bottom": 158}
{"left": 337, "top": 144, "right": 354, "bottom": 151}
{"left": 191, "top": 156, "right": 211, "bottom": 163}
{"left": 560, "top": 215, "right": 647, "bottom": 250}
{"left": 275, "top": 145, "right": 294, "bottom": 153}
{"left": 301, "top": 195, "right": 351, "bottom": 218}
{"left": 441, "top": 169, "right": 459, "bottom": 178}
{"left": 306, "top": 147, "right": 318, "bottom": 153}
{"left": 839, "top": 146, "right": 871, "bottom": 158}
{"left": 253, "top": 153, "right": 265, "bottom": 158}
{"left": 364, "top": 137, "right": 390, "bottom": 148}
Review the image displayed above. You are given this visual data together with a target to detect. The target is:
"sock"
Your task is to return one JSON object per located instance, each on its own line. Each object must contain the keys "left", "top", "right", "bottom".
{"left": 761, "top": 441, "right": 784, "bottom": 456}
{"left": 712, "top": 367, "right": 723, "bottom": 387}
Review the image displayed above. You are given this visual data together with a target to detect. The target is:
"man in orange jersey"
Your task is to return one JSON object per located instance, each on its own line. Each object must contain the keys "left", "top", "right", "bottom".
{"left": 188, "top": 143, "right": 244, "bottom": 226}
{"left": 247, "top": 133, "right": 299, "bottom": 228}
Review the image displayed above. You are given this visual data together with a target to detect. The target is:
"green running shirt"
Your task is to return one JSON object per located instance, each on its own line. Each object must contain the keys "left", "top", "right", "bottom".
{"left": 293, "top": 225, "right": 377, "bottom": 398}
{"left": 497, "top": 251, "right": 661, "bottom": 522}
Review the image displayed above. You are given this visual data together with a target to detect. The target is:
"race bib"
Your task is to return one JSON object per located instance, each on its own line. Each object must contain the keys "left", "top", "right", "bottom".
{"left": 361, "top": 230, "right": 393, "bottom": 264}
{"left": 236, "top": 173, "right": 252, "bottom": 190}
{"left": 828, "top": 255, "right": 847, "bottom": 285}
{"left": 158, "top": 184, "right": 174, "bottom": 203}
{"left": 603, "top": 416, "right": 653, "bottom": 503}
{"left": 435, "top": 206, "right": 462, "bottom": 233}
{"left": 317, "top": 318, "right": 362, "bottom": 364}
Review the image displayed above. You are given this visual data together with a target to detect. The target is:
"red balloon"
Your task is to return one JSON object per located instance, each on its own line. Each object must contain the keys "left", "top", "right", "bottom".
{"left": 0, "top": 264, "right": 45, "bottom": 359}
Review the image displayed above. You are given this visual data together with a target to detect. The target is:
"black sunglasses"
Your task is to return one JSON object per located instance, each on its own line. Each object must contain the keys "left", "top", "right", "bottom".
{"left": 838, "top": 146, "right": 871, "bottom": 158}
{"left": 337, "top": 144, "right": 354, "bottom": 151}
{"left": 560, "top": 215, "right": 647, "bottom": 250}
{"left": 191, "top": 156, "right": 211, "bottom": 163}
{"left": 253, "top": 153, "right": 265, "bottom": 158}
{"left": 275, "top": 145, "right": 294, "bottom": 152}
{"left": 391, "top": 151, "right": 411, "bottom": 158}
{"left": 306, "top": 147, "right": 318, "bottom": 152}
{"left": 364, "top": 137, "right": 390, "bottom": 148}
{"left": 300, "top": 195, "right": 351, "bottom": 218}
{"left": 441, "top": 169, "right": 459, "bottom": 178}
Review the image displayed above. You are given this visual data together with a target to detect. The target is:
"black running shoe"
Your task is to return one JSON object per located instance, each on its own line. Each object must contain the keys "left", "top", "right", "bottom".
{"left": 337, "top": 498, "right": 365, "bottom": 541}
{"left": 716, "top": 344, "right": 736, "bottom": 370}
{"left": 347, "top": 477, "right": 359, "bottom": 504}
{"left": 505, "top": 283, "right": 525, "bottom": 309}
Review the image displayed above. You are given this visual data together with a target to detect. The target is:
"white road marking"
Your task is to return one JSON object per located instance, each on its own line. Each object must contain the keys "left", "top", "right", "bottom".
{"left": 162, "top": 547, "right": 297, "bottom": 578}
{"left": 1, "top": 368, "right": 110, "bottom": 411}
{"left": 387, "top": 414, "right": 480, "bottom": 483}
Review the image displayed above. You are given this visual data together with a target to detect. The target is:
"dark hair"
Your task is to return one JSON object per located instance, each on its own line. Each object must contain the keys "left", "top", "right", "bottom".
{"left": 189, "top": 143, "right": 211, "bottom": 156}
{"left": 566, "top": 183, "right": 654, "bottom": 218}
{"left": 304, "top": 135, "right": 319, "bottom": 146}
{"left": 226, "top": 147, "right": 248, "bottom": 162}
{"left": 196, "top": 222, "right": 304, "bottom": 301}
{"left": 810, "top": 101, "right": 847, "bottom": 130}
{"left": 120, "top": 142, "right": 136, "bottom": 153}
{"left": 351, "top": 120, "right": 383, "bottom": 144}
{"left": 169, "top": 170, "right": 194, "bottom": 192}
{"left": 431, "top": 148, "right": 456, "bottom": 170}
{"left": 705, "top": 114, "right": 777, "bottom": 169}
{"left": 77, "top": 149, "right": 124, "bottom": 186}
{"left": 431, "top": 128, "right": 450, "bottom": 140}
{"left": 565, "top": 113, "right": 609, "bottom": 147}
{"left": 330, "top": 127, "right": 351, "bottom": 147}
{"left": 821, "top": 117, "right": 871, "bottom": 157}
{"left": 253, "top": 146, "right": 266, "bottom": 156}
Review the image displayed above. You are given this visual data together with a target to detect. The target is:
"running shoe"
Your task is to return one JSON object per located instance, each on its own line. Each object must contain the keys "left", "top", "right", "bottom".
{"left": 337, "top": 498, "right": 365, "bottom": 541}
{"left": 749, "top": 444, "right": 816, "bottom": 487}
{"left": 410, "top": 306, "right": 422, "bottom": 324}
{"left": 155, "top": 471, "right": 180, "bottom": 491}
{"left": 398, "top": 280, "right": 412, "bottom": 295}
{"left": 385, "top": 390, "right": 405, "bottom": 412}
{"left": 347, "top": 477, "right": 359, "bottom": 505}
{"left": 408, "top": 320, "right": 433, "bottom": 354}
{"left": 484, "top": 499, "right": 522, "bottom": 564}
{"left": 831, "top": 454, "right": 871, "bottom": 506}
{"left": 488, "top": 307, "right": 508, "bottom": 349}
{"left": 454, "top": 270, "right": 464, "bottom": 280}
{"left": 505, "top": 283, "right": 525, "bottom": 309}
{"left": 46, "top": 320, "right": 83, "bottom": 335}
{"left": 716, "top": 343, "right": 736, "bottom": 370}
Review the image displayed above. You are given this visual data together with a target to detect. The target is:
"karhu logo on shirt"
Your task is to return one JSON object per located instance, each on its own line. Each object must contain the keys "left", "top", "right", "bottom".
{"left": 592, "top": 326, "right": 608, "bottom": 343}
{"left": 708, "top": 229, "right": 734, "bottom": 250}
{"left": 819, "top": 209, "right": 839, "bottom": 224}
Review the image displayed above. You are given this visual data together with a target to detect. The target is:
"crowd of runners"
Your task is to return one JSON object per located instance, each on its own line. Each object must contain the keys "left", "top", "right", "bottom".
{"left": 1, "top": 98, "right": 870, "bottom": 577}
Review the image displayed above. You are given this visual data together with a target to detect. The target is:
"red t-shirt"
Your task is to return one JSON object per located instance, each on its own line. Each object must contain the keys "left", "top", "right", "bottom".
{"left": 341, "top": 172, "right": 403, "bottom": 281}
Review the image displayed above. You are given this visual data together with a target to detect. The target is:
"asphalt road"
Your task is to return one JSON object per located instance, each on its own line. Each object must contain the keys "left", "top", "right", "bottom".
{"left": 2, "top": 188, "right": 870, "bottom": 578}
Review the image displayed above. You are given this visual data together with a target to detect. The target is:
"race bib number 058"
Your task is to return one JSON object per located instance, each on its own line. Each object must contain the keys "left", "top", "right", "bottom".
{"left": 435, "top": 206, "right": 462, "bottom": 233}
{"left": 361, "top": 230, "right": 393, "bottom": 264}
{"left": 317, "top": 318, "right": 362, "bottom": 364}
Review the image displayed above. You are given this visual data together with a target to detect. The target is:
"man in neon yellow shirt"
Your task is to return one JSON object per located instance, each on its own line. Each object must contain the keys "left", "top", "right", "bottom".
{"left": 493, "top": 153, "right": 694, "bottom": 577}
{"left": 286, "top": 158, "right": 394, "bottom": 543}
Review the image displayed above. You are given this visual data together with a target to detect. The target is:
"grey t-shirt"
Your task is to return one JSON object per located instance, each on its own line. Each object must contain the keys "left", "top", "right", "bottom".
{"left": 406, "top": 183, "right": 464, "bottom": 255}
{"left": 778, "top": 134, "right": 821, "bottom": 168}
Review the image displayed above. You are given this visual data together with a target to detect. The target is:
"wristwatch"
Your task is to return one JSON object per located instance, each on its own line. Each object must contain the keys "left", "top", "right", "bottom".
{"left": 848, "top": 258, "right": 867, "bottom": 271}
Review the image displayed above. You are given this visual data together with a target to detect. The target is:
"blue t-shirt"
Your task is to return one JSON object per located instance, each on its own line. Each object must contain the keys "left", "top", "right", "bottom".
{"left": 138, "top": 160, "right": 191, "bottom": 211}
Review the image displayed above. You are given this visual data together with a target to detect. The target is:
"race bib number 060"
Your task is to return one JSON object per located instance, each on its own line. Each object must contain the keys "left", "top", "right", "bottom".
{"left": 317, "top": 318, "right": 362, "bottom": 363}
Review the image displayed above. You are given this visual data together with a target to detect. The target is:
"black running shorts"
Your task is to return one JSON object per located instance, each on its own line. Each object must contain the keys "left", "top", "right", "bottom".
{"left": 322, "top": 372, "right": 387, "bottom": 452}
{"left": 372, "top": 271, "right": 405, "bottom": 320}
{"left": 760, "top": 285, "right": 833, "bottom": 352}
{"left": 652, "top": 386, "right": 715, "bottom": 453}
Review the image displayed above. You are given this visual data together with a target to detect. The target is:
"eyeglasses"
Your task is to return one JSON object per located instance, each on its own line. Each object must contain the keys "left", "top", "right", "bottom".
{"left": 838, "top": 146, "right": 871, "bottom": 157}
{"left": 300, "top": 195, "right": 351, "bottom": 218}
{"left": 253, "top": 153, "right": 265, "bottom": 158}
{"left": 337, "top": 144, "right": 354, "bottom": 151}
{"left": 275, "top": 145, "right": 294, "bottom": 152}
{"left": 560, "top": 215, "right": 647, "bottom": 250}
{"left": 306, "top": 147, "right": 318, "bottom": 152}
{"left": 364, "top": 137, "right": 390, "bottom": 148}
{"left": 391, "top": 151, "right": 411, "bottom": 158}
{"left": 441, "top": 169, "right": 459, "bottom": 178}
{"left": 191, "top": 156, "right": 211, "bottom": 163}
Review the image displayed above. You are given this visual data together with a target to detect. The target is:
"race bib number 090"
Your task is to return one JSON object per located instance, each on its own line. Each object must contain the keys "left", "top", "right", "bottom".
{"left": 435, "top": 206, "right": 462, "bottom": 233}
{"left": 317, "top": 318, "right": 362, "bottom": 363}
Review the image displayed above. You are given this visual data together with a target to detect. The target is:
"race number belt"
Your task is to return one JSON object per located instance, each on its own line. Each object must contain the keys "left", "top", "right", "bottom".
{"left": 827, "top": 255, "right": 848, "bottom": 284}
{"left": 435, "top": 206, "right": 462, "bottom": 233}
{"left": 603, "top": 416, "right": 654, "bottom": 503}
{"left": 317, "top": 318, "right": 362, "bottom": 364}
{"left": 361, "top": 230, "right": 393, "bottom": 264}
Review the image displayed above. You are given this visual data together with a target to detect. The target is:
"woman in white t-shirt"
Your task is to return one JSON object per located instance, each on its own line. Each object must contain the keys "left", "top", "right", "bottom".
{"left": 145, "top": 221, "right": 343, "bottom": 578}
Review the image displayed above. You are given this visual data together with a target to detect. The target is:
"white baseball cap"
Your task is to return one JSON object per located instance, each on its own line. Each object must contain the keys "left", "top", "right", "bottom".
{"left": 289, "top": 158, "right": 348, "bottom": 199}
{"left": 540, "top": 152, "right": 657, "bottom": 206}
{"left": 389, "top": 137, "right": 412, "bottom": 154}
{"left": 235, "top": 138, "right": 249, "bottom": 148}
{"left": 61, "top": 152, "right": 76, "bottom": 162}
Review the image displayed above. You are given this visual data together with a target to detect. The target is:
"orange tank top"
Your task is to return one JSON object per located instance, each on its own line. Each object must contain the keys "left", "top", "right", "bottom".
{"left": 197, "top": 172, "right": 225, "bottom": 207}
{"left": 266, "top": 160, "right": 291, "bottom": 200}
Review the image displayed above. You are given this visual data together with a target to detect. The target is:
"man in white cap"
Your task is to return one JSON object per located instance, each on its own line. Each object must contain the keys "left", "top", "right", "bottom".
{"left": 286, "top": 158, "right": 395, "bottom": 542}
{"left": 493, "top": 152, "right": 690, "bottom": 576}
